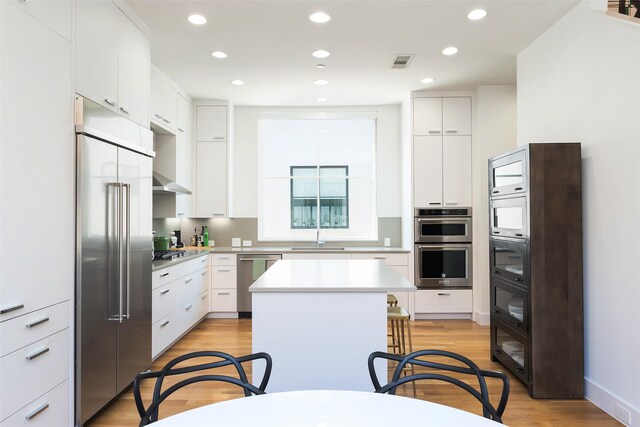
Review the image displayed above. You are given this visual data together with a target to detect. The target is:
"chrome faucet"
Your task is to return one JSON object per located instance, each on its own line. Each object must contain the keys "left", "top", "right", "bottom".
{"left": 316, "top": 229, "right": 325, "bottom": 247}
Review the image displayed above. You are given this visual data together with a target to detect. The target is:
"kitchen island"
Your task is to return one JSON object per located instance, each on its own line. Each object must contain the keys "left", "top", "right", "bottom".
{"left": 250, "top": 259, "right": 416, "bottom": 392}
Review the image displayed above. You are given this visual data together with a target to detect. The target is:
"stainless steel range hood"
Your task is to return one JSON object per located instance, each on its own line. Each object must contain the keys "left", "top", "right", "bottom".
{"left": 152, "top": 172, "right": 191, "bottom": 195}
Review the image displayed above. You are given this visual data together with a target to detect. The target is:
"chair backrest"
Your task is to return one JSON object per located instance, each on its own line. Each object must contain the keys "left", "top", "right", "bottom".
{"left": 133, "top": 351, "right": 272, "bottom": 426}
{"left": 368, "top": 349, "right": 510, "bottom": 424}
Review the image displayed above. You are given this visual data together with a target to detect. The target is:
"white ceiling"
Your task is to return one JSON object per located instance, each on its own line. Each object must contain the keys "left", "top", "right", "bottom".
{"left": 127, "top": 0, "right": 578, "bottom": 106}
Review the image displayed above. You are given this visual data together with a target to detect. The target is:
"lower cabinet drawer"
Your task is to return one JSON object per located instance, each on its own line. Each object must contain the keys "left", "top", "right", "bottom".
{"left": 211, "top": 289, "right": 237, "bottom": 312}
{"left": 0, "top": 300, "right": 70, "bottom": 357}
{"left": 414, "top": 289, "right": 472, "bottom": 313}
{"left": 351, "top": 253, "right": 409, "bottom": 266}
{"left": 197, "top": 291, "right": 209, "bottom": 318}
{"left": 0, "top": 379, "right": 69, "bottom": 427}
{"left": 0, "top": 329, "right": 70, "bottom": 421}
{"left": 152, "top": 312, "right": 179, "bottom": 359}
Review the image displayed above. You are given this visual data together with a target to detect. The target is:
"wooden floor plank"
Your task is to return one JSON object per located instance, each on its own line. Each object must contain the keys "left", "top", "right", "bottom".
{"left": 88, "top": 319, "right": 620, "bottom": 427}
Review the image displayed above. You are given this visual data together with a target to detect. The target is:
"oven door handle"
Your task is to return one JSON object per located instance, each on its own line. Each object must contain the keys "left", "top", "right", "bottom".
{"left": 416, "top": 218, "right": 471, "bottom": 222}
{"left": 417, "top": 244, "right": 471, "bottom": 249}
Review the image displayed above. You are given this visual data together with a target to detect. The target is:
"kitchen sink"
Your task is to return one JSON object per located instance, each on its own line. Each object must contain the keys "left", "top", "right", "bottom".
{"left": 290, "top": 247, "right": 345, "bottom": 251}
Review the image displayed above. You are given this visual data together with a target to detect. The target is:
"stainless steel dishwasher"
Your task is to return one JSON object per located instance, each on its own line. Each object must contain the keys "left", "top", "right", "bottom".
{"left": 237, "top": 254, "right": 282, "bottom": 317}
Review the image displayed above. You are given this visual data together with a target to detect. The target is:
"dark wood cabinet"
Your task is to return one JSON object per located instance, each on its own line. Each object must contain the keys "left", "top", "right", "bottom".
{"left": 488, "top": 143, "right": 583, "bottom": 399}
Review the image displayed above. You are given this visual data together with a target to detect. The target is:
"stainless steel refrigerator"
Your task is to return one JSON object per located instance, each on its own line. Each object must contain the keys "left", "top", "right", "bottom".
{"left": 74, "top": 97, "right": 155, "bottom": 426}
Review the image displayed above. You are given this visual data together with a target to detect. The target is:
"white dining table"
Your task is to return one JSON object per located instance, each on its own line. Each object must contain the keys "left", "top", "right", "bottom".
{"left": 150, "top": 390, "right": 502, "bottom": 426}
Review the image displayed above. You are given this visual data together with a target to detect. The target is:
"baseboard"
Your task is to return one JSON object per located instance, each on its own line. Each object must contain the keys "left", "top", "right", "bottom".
{"left": 586, "top": 378, "right": 639, "bottom": 426}
{"left": 473, "top": 310, "right": 490, "bottom": 325}
{"left": 414, "top": 313, "right": 472, "bottom": 320}
{"left": 206, "top": 312, "right": 239, "bottom": 319}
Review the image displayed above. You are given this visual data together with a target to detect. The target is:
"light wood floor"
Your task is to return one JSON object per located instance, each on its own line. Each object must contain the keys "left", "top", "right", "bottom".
{"left": 88, "top": 319, "right": 620, "bottom": 427}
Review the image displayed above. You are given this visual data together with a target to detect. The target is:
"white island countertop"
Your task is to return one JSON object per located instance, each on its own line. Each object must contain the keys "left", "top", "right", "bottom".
{"left": 249, "top": 259, "right": 416, "bottom": 293}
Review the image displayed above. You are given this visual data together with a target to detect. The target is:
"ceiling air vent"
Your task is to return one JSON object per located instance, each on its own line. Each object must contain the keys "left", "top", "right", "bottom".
{"left": 392, "top": 54, "right": 414, "bottom": 69}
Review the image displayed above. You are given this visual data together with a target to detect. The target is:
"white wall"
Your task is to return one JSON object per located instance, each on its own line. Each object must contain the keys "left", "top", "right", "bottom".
{"left": 232, "top": 105, "right": 402, "bottom": 218}
{"left": 471, "top": 86, "right": 517, "bottom": 325}
{"left": 518, "top": 1, "right": 640, "bottom": 423}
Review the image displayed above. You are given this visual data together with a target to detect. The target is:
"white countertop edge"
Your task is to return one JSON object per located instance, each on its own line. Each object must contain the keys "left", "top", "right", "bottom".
{"left": 250, "top": 286, "right": 417, "bottom": 293}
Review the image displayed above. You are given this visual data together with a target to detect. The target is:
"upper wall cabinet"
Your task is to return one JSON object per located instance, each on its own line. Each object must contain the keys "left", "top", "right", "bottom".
{"left": 76, "top": 1, "right": 149, "bottom": 128}
{"left": 150, "top": 66, "right": 178, "bottom": 132}
{"left": 177, "top": 94, "right": 192, "bottom": 137}
{"left": 413, "top": 97, "right": 471, "bottom": 136}
{"left": 196, "top": 105, "right": 227, "bottom": 142}
{"left": 9, "top": 0, "right": 72, "bottom": 41}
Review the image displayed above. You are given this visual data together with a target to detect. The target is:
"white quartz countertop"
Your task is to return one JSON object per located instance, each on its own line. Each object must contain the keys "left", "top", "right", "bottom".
{"left": 249, "top": 260, "right": 417, "bottom": 293}
{"left": 208, "top": 246, "right": 410, "bottom": 254}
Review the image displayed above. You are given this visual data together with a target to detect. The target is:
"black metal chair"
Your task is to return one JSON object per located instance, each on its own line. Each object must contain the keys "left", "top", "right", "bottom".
{"left": 368, "top": 349, "right": 510, "bottom": 424}
{"left": 133, "top": 350, "right": 272, "bottom": 426}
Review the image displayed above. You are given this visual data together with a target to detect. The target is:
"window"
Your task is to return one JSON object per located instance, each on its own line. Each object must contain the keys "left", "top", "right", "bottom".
{"left": 291, "top": 166, "right": 349, "bottom": 229}
{"left": 258, "top": 113, "right": 377, "bottom": 241}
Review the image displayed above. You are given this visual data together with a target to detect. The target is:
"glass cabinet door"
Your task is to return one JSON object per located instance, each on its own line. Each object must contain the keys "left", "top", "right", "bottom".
{"left": 490, "top": 148, "right": 528, "bottom": 197}
{"left": 490, "top": 197, "right": 527, "bottom": 238}
{"left": 491, "top": 277, "right": 528, "bottom": 332}
{"left": 490, "top": 238, "right": 528, "bottom": 285}
{"left": 492, "top": 320, "right": 529, "bottom": 382}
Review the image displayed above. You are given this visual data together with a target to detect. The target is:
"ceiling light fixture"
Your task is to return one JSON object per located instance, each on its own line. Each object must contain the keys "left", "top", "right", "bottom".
{"left": 316, "top": 64, "right": 326, "bottom": 69}
{"left": 231, "top": 80, "right": 244, "bottom": 86}
{"left": 211, "top": 51, "right": 228, "bottom": 59}
{"left": 187, "top": 14, "right": 207, "bottom": 25}
{"left": 309, "top": 12, "right": 332, "bottom": 23}
{"left": 421, "top": 77, "right": 435, "bottom": 84}
{"left": 317, "top": 97, "right": 327, "bottom": 102}
{"left": 442, "top": 46, "right": 459, "bottom": 56}
{"left": 467, "top": 9, "right": 487, "bottom": 20}
{"left": 314, "top": 80, "right": 328, "bottom": 86}
{"left": 312, "top": 50, "right": 330, "bottom": 58}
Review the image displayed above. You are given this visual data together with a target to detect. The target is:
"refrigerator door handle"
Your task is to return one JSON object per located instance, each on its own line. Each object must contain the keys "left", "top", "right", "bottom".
{"left": 107, "top": 182, "right": 122, "bottom": 322}
{"left": 123, "top": 183, "right": 131, "bottom": 320}
{"left": 118, "top": 183, "right": 124, "bottom": 323}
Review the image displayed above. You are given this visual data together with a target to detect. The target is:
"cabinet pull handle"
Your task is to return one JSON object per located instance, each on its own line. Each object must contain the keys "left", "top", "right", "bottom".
{"left": 160, "top": 273, "right": 170, "bottom": 278}
{"left": 445, "top": 202, "right": 459, "bottom": 206}
{"left": 515, "top": 322, "right": 523, "bottom": 328}
{"left": 185, "top": 278, "right": 193, "bottom": 283}
{"left": 26, "top": 317, "right": 50, "bottom": 328}
{"left": 185, "top": 304, "right": 193, "bottom": 311}
{"left": 494, "top": 270, "right": 501, "bottom": 274}
{"left": 201, "top": 295, "right": 208, "bottom": 300}
{"left": 515, "top": 187, "right": 523, "bottom": 191}
{"left": 515, "top": 277, "right": 523, "bottom": 282}
{"left": 177, "top": 212, "right": 184, "bottom": 216}
{"left": 437, "top": 292, "right": 450, "bottom": 296}
{"left": 493, "top": 349, "right": 502, "bottom": 355}
{"left": 161, "top": 320, "right": 170, "bottom": 327}
{"left": 154, "top": 113, "right": 163, "bottom": 120}
{"left": 219, "top": 256, "right": 230, "bottom": 260}
{"left": 428, "top": 202, "right": 441, "bottom": 206}
{"left": 445, "top": 129, "right": 458, "bottom": 133}
{"left": 201, "top": 271, "right": 207, "bottom": 276}
{"left": 493, "top": 231, "right": 500, "bottom": 234}
{"left": 160, "top": 289, "right": 170, "bottom": 295}
{"left": 493, "top": 309, "right": 501, "bottom": 314}
{"left": 1, "top": 304, "right": 24, "bottom": 315}
{"left": 212, "top": 213, "right": 225, "bottom": 216}
{"left": 217, "top": 292, "right": 230, "bottom": 296}
{"left": 492, "top": 190, "right": 499, "bottom": 194}
{"left": 26, "top": 347, "right": 49, "bottom": 361}
{"left": 104, "top": 98, "right": 117, "bottom": 106}
{"left": 374, "top": 257, "right": 386, "bottom": 260}
{"left": 213, "top": 136, "right": 225, "bottom": 140}
{"left": 515, "top": 233, "right": 523, "bottom": 237}
{"left": 516, "top": 367, "right": 525, "bottom": 374}
{"left": 427, "top": 130, "right": 441, "bottom": 134}
{"left": 178, "top": 128, "right": 185, "bottom": 132}
{"left": 119, "top": 106, "right": 130, "bottom": 114}
{"left": 201, "top": 258, "right": 208, "bottom": 262}
{"left": 217, "top": 269, "right": 230, "bottom": 272}
{"left": 25, "top": 403, "right": 49, "bottom": 420}
{"left": 163, "top": 118, "right": 171, "bottom": 124}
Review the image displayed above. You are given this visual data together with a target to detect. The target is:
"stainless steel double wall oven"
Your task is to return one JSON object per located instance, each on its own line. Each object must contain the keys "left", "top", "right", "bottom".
{"left": 414, "top": 208, "right": 472, "bottom": 288}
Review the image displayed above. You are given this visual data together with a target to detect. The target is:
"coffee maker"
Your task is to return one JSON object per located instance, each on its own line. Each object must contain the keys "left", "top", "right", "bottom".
{"left": 174, "top": 230, "right": 184, "bottom": 248}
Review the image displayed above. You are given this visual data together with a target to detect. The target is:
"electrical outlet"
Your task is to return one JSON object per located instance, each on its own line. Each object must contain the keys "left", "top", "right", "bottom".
{"left": 384, "top": 237, "right": 391, "bottom": 247}
{"left": 243, "top": 240, "right": 252, "bottom": 247}
{"left": 615, "top": 404, "right": 631, "bottom": 425}
{"left": 232, "top": 238, "right": 241, "bottom": 247}
{"left": 209, "top": 240, "right": 215, "bottom": 247}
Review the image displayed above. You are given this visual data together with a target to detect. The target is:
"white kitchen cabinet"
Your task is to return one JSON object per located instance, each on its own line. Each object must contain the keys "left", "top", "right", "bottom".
{"left": 413, "top": 97, "right": 442, "bottom": 136}
{"left": 9, "top": 0, "right": 72, "bottom": 41}
{"left": 153, "top": 130, "right": 193, "bottom": 218}
{"left": 414, "top": 289, "right": 472, "bottom": 314}
{"left": 442, "top": 98, "right": 471, "bottom": 136}
{"left": 177, "top": 94, "right": 193, "bottom": 136}
{"left": 150, "top": 66, "right": 178, "bottom": 131}
{"left": 196, "top": 141, "right": 227, "bottom": 217}
{"left": 196, "top": 105, "right": 227, "bottom": 142}
{"left": 413, "top": 136, "right": 443, "bottom": 207}
{"left": 75, "top": 0, "right": 119, "bottom": 112}
{"left": 0, "top": 380, "right": 69, "bottom": 427}
{"left": 282, "top": 253, "right": 351, "bottom": 260}
{"left": 442, "top": 136, "right": 472, "bottom": 207}
{"left": 210, "top": 289, "right": 237, "bottom": 312}
{"left": 117, "top": 11, "right": 150, "bottom": 127}
{"left": 76, "top": 0, "right": 149, "bottom": 127}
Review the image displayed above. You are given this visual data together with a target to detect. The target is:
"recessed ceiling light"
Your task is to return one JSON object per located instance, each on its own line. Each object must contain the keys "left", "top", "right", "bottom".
{"left": 442, "top": 46, "right": 459, "bottom": 56}
{"left": 316, "top": 64, "right": 326, "bottom": 69}
{"left": 314, "top": 80, "right": 329, "bottom": 86}
{"left": 421, "top": 77, "right": 435, "bottom": 84}
{"left": 317, "top": 97, "right": 327, "bottom": 102}
{"left": 187, "top": 14, "right": 207, "bottom": 25}
{"left": 467, "top": 9, "right": 487, "bottom": 20}
{"left": 312, "top": 50, "right": 330, "bottom": 58}
{"left": 211, "top": 51, "right": 228, "bottom": 59}
{"left": 309, "top": 12, "right": 331, "bottom": 23}
{"left": 231, "top": 80, "right": 244, "bottom": 86}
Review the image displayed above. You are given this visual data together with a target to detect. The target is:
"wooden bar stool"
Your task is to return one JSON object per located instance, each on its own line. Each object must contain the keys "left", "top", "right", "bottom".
{"left": 387, "top": 294, "right": 398, "bottom": 350}
{"left": 387, "top": 305, "right": 416, "bottom": 396}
